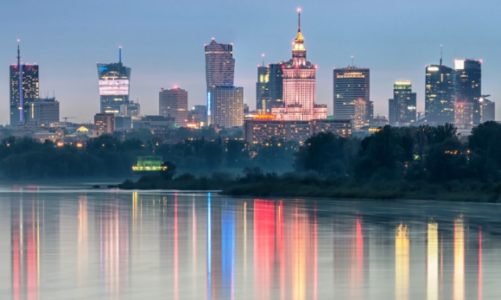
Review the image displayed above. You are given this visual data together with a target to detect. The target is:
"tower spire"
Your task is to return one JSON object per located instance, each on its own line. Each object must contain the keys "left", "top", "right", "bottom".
{"left": 297, "top": 7, "right": 302, "bottom": 32}
{"left": 439, "top": 44, "right": 443, "bottom": 65}
{"left": 17, "top": 39, "right": 24, "bottom": 124}
{"left": 118, "top": 46, "right": 122, "bottom": 64}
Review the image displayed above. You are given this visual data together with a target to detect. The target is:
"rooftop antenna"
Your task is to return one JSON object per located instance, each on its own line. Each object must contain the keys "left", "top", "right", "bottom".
{"left": 118, "top": 46, "right": 123, "bottom": 64}
{"left": 439, "top": 44, "right": 443, "bottom": 65}
{"left": 261, "top": 53, "right": 266, "bottom": 66}
{"left": 17, "top": 39, "right": 24, "bottom": 124}
{"left": 350, "top": 55, "right": 355, "bottom": 67}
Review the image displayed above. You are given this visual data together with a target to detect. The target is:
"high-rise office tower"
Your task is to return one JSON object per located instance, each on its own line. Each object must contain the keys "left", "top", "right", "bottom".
{"left": 333, "top": 66, "right": 372, "bottom": 124}
{"left": 97, "top": 48, "right": 132, "bottom": 116}
{"left": 205, "top": 39, "right": 235, "bottom": 88}
{"left": 10, "top": 42, "right": 39, "bottom": 126}
{"left": 271, "top": 9, "right": 327, "bottom": 121}
{"left": 159, "top": 87, "right": 189, "bottom": 127}
{"left": 388, "top": 81, "right": 417, "bottom": 126}
{"left": 205, "top": 39, "right": 238, "bottom": 125}
{"left": 208, "top": 86, "right": 244, "bottom": 128}
{"left": 454, "top": 59, "right": 482, "bottom": 126}
{"left": 256, "top": 64, "right": 270, "bottom": 112}
{"left": 425, "top": 57, "right": 455, "bottom": 125}
{"left": 479, "top": 96, "right": 495, "bottom": 123}
{"left": 268, "top": 63, "right": 284, "bottom": 110}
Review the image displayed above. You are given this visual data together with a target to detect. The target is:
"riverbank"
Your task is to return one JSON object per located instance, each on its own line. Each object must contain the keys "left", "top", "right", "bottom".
{"left": 119, "top": 174, "right": 501, "bottom": 202}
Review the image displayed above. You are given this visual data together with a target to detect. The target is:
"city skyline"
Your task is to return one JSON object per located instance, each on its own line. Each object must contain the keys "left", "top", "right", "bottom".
{"left": 1, "top": 1, "right": 500, "bottom": 123}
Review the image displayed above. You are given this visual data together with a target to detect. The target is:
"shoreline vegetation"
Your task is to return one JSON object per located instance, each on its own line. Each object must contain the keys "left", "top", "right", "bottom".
{"left": 120, "top": 122, "right": 501, "bottom": 202}
{"left": 118, "top": 172, "right": 501, "bottom": 202}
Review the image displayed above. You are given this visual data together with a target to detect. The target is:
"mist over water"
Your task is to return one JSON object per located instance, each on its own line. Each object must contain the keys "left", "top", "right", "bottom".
{"left": 0, "top": 187, "right": 499, "bottom": 299}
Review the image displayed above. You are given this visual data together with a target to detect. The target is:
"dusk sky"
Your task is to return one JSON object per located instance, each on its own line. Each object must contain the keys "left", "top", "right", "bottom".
{"left": 1, "top": 0, "right": 500, "bottom": 123}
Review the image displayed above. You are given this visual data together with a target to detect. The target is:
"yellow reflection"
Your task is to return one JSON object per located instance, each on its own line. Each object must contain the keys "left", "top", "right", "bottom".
{"left": 453, "top": 218, "right": 464, "bottom": 300}
{"left": 427, "top": 222, "right": 438, "bottom": 300}
{"left": 395, "top": 224, "right": 409, "bottom": 300}
{"left": 291, "top": 207, "right": 307, "bottom": 300}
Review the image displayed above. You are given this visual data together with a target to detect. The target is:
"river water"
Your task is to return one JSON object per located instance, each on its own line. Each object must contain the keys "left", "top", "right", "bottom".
{"left": 0, "top": 186, "right": 499, "bottom": 299}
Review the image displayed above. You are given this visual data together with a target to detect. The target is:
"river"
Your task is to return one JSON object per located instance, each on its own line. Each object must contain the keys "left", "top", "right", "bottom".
{"left": 0, "top": 186, "right": 499, "bottom": 299}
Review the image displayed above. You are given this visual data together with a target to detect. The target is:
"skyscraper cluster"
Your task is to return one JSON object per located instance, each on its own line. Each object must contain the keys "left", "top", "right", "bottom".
{"left": 6, "top": 9, "right": 497, "bottom": 144}
{"left": 423, "top": 57, "right": 494, "bottom": 131}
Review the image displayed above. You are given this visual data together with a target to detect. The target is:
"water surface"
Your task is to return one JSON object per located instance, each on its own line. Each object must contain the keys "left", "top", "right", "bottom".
{"left": 0, "top": 186, "right": 500, "bottom": 299}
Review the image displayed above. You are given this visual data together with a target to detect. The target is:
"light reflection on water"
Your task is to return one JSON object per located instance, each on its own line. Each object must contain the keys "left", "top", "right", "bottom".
{"left": 0, "top": 189, "right": 499, "bottom": 299}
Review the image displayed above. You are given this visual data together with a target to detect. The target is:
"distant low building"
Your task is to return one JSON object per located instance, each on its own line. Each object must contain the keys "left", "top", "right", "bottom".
{"left": 479, "top": 97, "right": 495, "bottom": 123}
{"left": 94, "top": 113, "right": 115, "bottom": 136}
{"left": 244, "top": 118, "right": 351, "bottom": 145}
{"left": 133, "top": 115, "right": 174, "bottom": 135}
{"left": 27, "top": 97, "right": 60, "bottom": 127}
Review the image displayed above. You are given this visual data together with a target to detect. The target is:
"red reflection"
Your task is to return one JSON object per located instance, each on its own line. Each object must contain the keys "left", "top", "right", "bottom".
{"left": 254, "top": 200, "right": 275, "bottom": 300}
{"left": 351, "top": 217, "right": 364, "bottom": 298}
{"left": 11, "top": 200, "right": 39, "bottom": 300}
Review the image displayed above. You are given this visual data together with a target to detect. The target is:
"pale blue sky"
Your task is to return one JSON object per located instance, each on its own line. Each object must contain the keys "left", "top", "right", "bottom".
{"left": 0, "top": 0, "right": 500, "bottom": 123}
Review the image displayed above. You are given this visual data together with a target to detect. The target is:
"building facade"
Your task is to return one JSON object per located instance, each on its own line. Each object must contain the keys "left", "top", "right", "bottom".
{"left": 454, "top": 59, "right": 482, "bottom": 126}
{"left": 388, "top": 81, "right": 417, "bottom": 126}
{"left": 27, "top": 98, "right": 60, "bottom": 127}
{"left": 94, "top": 113, "right": 115, "bottom": 136}
{"left": 244, "top": 118, "right": 352, "bottom": 145}
{"left": 204, "top": 39, "right": 235, "bottom": 89}
{"left": 425, "top": 63, "right": 455, "bottom": 125}
{"left": 333, "top": 66, "right": 372, "bottom": 125}
{"left": 208, "top": 86, "right": 244, "bottom": 128}
{"left": 268, "top": 63, "right": 284, "bottom": 110}
{"left": 479, "top": 97, "right": 495, "bottom": 123}
{"left": 10, "top": 43, "right": 39, "bottom": 126}
{"left": 256, "top": 65, "right": 270, "bottom": 112}
{"left": 159, "top": 87, "right": 188, "bottom": 127}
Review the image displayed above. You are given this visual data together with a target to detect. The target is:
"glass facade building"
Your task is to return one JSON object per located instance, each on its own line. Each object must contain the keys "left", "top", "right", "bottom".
{"left": 97, "top": 49, "right": 132, "bottom": 116}
{"left": 389, "top": 81, "right": 417, "bottom": 126}
{"left": 10, "top": 43, "right": 39, "bottom": 126}
{"left": 333, "top": 67, "right": 372, "bottom": 124}
{"left": 425, "top": 64, "right": 455, "bottom": 125}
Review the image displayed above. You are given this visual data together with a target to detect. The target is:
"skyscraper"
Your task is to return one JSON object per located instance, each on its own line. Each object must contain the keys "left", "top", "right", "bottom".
{"left": 333, "top": 66, "right": 372, "bottom": 124}
{"left": 454, "top": 59, "right": 482, "bottom": 126}
{"left": 425, "top": 60, "right": 455, "bottom": 125}
{"left": 10, "top": 42, "right": 39, "bottom": 126}
{"left": 204, "top": 39, "right": 235, "bottom": 89}
{"left": 271, "top": 9, "right": 327, "bottom": 121}
{"left": 256, "top": 64, "right": 270, "bottom": 112}
{"left": 208, "top": 86, "right": 244, "bottom": 128}
{"left": 268, "top": 63, "right": 284, "bottom": 110}
{"left": 97, "top": 48, "right": 132, "bottom": 116}
{"left": 205, "top": 39, "right": 239, "bottom": 125}
{"left": 388, "top": 81, "right": 417, "bottom": 126}
{"left": 159, "top": 87, "right": 188, "bottom": 127}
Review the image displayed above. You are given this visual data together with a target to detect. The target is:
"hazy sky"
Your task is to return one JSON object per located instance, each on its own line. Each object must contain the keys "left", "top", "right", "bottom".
{"left": 0, "top": 0, "right": 500, "bottom": 123}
